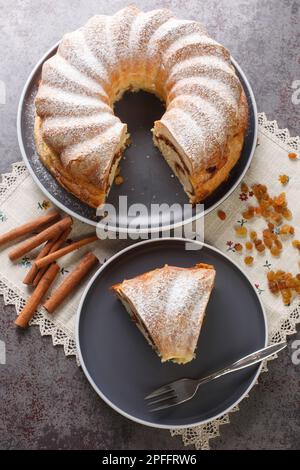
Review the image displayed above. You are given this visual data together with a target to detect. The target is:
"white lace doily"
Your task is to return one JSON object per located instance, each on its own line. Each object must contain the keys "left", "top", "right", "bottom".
{"left": 0, "top": 113, "right": 299, "bottom": 449}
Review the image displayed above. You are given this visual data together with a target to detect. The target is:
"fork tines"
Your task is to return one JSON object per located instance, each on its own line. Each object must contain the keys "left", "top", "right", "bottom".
{"left": 145, "top": 385, "right": 180, "bottom": 412}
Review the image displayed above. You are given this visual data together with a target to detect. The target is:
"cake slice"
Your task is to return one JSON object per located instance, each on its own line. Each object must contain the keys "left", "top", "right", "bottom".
{"left": 112, "top": 263, "right": 216, "bottom": 364}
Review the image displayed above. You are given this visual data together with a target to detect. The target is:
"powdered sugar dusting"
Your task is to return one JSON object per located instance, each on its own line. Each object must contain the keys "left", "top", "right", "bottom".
{"left": 35, "top": 5, "right": 245, "bottom": 191}
{"left": 118, "top": 265, "right": 216, "bottom": 361}
{"left": 42, "top": 55, "right": 106, "bottom": 98}
{"left": 36, "top": 86, "right": 111, "bottom": 117}
{"left": 43, "top": 112, "right": 118, "bottom": 149}
{"left": 129, "top": 9, "right": 174, "bottom": 59}
{"left": 58, "top": 30, "right": 110, "bottom": 87}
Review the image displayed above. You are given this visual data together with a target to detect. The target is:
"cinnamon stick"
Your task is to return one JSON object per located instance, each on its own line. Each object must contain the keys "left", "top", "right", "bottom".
{"left": 8, "top": 216, "right": 73, "bottom": 261}
{"left": 22, "top": 234, "right": 61, "bottom": 285}
{"left": 43, "top": 252, "right": 99, "bottom": 313}
{"left": 32, "top": 226, "right": 72, "bottom": 287}
{"left": 0, "top": 210, "right": 60, "bottom": 247}
{"left": 34, "top": 235, "right": 98, "bottom": 269}
{"left": 15, "top": 263, "right": 60, "bottom": 328}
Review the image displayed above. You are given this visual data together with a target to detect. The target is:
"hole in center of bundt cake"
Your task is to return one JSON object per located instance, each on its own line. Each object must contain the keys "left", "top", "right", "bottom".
{"left": 112, "top": 90, "right": 195, "bottom": 204}
{"left": 114, "top": 89, "right": 165, "bottom": 134}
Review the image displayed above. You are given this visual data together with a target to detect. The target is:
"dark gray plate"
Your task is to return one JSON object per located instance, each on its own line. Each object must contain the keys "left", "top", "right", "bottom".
{"left": 76, "top": 238, "right": 267, "bottom": 428}
{"left": 17, "top": 42, "right": 257, "bottom": 232}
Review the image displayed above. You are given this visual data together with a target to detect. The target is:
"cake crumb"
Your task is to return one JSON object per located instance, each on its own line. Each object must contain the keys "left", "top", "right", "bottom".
{"left": 115, "top": 175, "right": 124, "bottom": 185}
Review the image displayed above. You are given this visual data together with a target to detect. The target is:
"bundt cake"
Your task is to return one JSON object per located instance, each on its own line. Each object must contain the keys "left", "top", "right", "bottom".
{"left": 112, "top": 263, "right": 216, "bottom": 364}
{"left": 34, "top": 5, "right": 248, "bottom": 208}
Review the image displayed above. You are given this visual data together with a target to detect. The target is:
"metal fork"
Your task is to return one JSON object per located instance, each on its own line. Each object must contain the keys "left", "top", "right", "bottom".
{"left": 145, "top": 341, "right": 287, "bottom": 412}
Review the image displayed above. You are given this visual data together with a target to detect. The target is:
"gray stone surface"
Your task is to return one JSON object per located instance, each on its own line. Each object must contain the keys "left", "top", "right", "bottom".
{"left": 0, "top": 0, "right": 299, "bottom": 450}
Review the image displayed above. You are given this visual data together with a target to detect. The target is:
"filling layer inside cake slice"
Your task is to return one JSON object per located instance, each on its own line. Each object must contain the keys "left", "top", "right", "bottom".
{"left": 113, "top": 289, "right": 159, "bottom": 355}
{"left": 153, "top": 121, "right": 195, "bottom": 202}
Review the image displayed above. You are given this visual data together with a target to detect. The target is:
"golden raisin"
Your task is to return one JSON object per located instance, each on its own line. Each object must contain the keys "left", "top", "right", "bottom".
{"left": 288, "top": 152, "right": 298, "bottom": 160}
{"left": 254, "top": 206, "right": 262, "bottom": 216}
{"left": 270, "top": 246, "right": 281, "bottom": 257}
{"left": 245, "top": 241, "right": 253, "bottom": 250}
{"left": 268, "top": 269, "right": 299, "bottom": 299}
{"left": 263, "top": 229, "right": 274, "bottom": 248}
{"left": 281, "top": 288, "right": 292, "bottom": 305}
{"left": 274, "top": 192, "right": 286, "bottom": 207}
{"left": 241, "top": 182, "right": 249, "bottom": 193}
{"left": 278, "top": 174, "right": 289, "bottom": 185}
{"left": 263, "top": 229, "right": 272, "bottom": 239}
{"left": 114, "top": 175, "right": 124, "bottom": 185}
{"left": 294, "top": 276, "right": 300, "bottom": 286}
{"left": 235, "top": 226, "right": 247, "bottom": 237}
{"left": 217, "top": 210, "right": 226, "bottom": 221}
{"left": 277, "top": 279, "right": 287, "bottom": 290}
{"left": 256, "top": 242, "right": 265, "bottom": 253}
{"left": 282, "top": 208, "right": 292, "bottom": 220}
{"left": 286, "top": 278, "right": 298, "bottom": 289}
{"left": 250, "top": 230, "right": 257, "bottom": 241}
{"left": 242, "top": 206, "right": 255, "bottom": 220}
{"left": 270, "top": 212, "right": 283, "bottom": 226}
{"left": 268, "top": 222, "right": 274, "bottom": 231}
{"left": 261, "top": 207, "right": 272, "bottom": 219}
{"left": 234, "top": 243, "right": 243, "bottom": 252}
{"left": 264, "top": 238, "right": 273, "bottom": 249}
{"left": 242, "top": 211, "right": 252, "bottom": 220}
{"left": 244, "top": 256, "right": 254, "bottom": 266}
{"left": 267, "top": 271, "right": 276, "bottom": 281}
{"left": 252, "top": 184, "right": 267, "bottom": 200}
{"left": 269, "top": 281, "right": 279, "bottom": 294}
{"left": 292, "top": 240, "right": 300, "bottom": 250}
{"left": 280, "top": 224, "right": 294, "bottom": 236}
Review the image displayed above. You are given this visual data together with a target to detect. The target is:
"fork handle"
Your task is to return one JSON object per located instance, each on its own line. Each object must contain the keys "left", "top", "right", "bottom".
{"left": 195, "top": 367, "right": 232, "bottom": 387}
{"left": 195, "top": 341, "right": 287, "bottom": 388}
